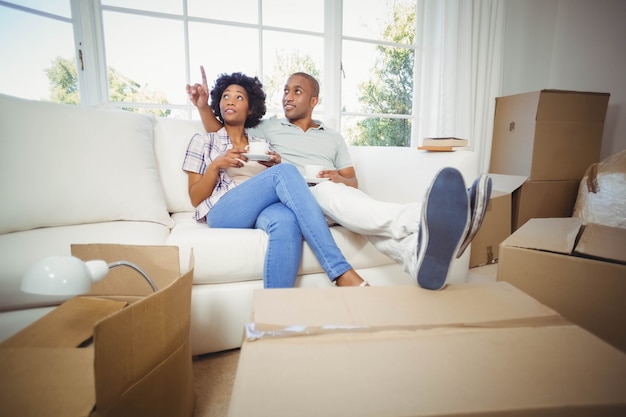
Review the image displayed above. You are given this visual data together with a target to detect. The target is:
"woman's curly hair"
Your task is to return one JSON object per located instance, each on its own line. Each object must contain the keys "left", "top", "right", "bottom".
{"left": 210, "top": 72, "right": 266, "bottom": 128}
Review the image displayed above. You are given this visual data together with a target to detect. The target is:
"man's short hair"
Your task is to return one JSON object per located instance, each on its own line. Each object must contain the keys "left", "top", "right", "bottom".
{"left": 291, "top": 72, "right": 320, "bottom": 98}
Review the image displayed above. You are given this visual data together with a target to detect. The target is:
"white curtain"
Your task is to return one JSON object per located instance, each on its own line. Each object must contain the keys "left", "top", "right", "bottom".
{"left": 413, "top": 0, "right": 504, "bottom": 173}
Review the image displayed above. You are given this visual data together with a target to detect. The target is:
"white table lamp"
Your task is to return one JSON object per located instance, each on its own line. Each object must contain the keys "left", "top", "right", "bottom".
{"left": 21, "top": 256, "right": 157, "bottom": 296}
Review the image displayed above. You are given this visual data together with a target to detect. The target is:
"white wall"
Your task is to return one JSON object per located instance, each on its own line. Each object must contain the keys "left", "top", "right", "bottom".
{"left": 501, "top": 0, "right": 626, "bottom": 160}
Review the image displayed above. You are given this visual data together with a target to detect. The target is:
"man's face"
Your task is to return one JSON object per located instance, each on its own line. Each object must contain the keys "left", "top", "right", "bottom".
{"left": 283, "top": 75, "right": 318, "bottom": 121}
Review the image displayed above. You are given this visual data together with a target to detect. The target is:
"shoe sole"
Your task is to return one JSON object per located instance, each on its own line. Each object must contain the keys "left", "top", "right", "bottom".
{"left": 456, "top": 175, "right": 492, "bottom": 258}
{"left": 416, "top": 168, "right": 469, "bottom": 290}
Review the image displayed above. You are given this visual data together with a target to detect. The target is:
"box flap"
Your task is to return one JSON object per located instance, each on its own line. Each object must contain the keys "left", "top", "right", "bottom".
{"left": 92, "top": 253, "right": 194, "bottom": 417}
{"left": 494, "top": 91, "right": 541, "bottom": 124}
{"left": 537, "top": 90, "right": 610, "bottom": 122}
{"left": 490, "top": 173, "right": 528, "bottom": 194}
{"left": 246, "top": 282, "right": 562, "bottom": 340}
{"left": 0, "top": 297, "right": 126, "bottom": 348}
{"left": 501, "top": 217, "right": 582, "bottom": 255}
{"left": 231, "top": 327, "right": 626, "bottom": 417}
{"left": 575, "top": 223, "right": 626, "bottom": 264}
{"left": 71, "top": 244, "right": 181, "bottom": 297}
{"left": 0, "top": 348, "right": 96, "bottom": 417}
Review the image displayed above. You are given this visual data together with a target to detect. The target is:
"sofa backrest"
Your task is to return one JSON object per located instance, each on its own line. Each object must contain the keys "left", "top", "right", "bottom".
{"left": 0, "top": 94, "right": 173, "bottom": 234}
{"left": 153, "top": 117, "right": 203, "bottom": 214}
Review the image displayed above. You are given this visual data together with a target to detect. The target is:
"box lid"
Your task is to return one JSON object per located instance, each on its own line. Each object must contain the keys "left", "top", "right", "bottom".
{"left": 575, "top": 222, "right": 626, "bottom": 264}
{"left": 502, "top": 217, "right": 626, "bottom": 264}
{"left": 246, "top": 282, "right": 562, "bottom": 341}
{"left": 500, "top": 217, "right": 582, "bottom": 255}
{"left": 489, "top": 173, "right": 528, "bottom": 194}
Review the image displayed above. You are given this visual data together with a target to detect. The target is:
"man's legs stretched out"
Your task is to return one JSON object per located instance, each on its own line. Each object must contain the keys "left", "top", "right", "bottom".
{"left": 309, "top": 181, "right": 421, "bottom": 240}
{"left": 311, "top": 168, "right": 489, "bottom": 290}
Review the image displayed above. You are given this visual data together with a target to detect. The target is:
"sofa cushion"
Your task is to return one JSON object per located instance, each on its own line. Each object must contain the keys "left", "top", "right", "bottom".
{"left": 0, "top": 94, "right": 173, "bottom": 234}
{"left": 167, "top": 212, "right": 394, "bottom": 285}
{"left": 154, "top": 117, "right": 203, "bottom": 213}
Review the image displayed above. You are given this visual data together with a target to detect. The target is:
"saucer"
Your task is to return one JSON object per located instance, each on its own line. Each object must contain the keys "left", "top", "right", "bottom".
{"left": 242, "top": 153, "right": 271, "bottom": 161}
{"left": 304, "top": 177, "right": 330, "bottom": 184}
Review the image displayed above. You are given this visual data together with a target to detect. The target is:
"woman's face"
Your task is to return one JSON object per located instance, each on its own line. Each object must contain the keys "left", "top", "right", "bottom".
{"left": 220, "top": 84, "right": 250, "bottom": 126}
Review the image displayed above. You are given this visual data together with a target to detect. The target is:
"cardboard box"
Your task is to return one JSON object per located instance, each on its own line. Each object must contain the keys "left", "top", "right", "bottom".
{"left": 0, "top": 244, "right": 195, "bottom": 417}
{"left": 470, "top": 175, "right": 581, "bottom": 267}
{"left": 490, "top": 89, "right": 610, "bottom": 181}
{"left": 228, "top": 283, "right": 626, "bottom": 416}
{"left": 469, "top": 190, "right": 511, "bottom": 267}
{"left": 469, "top": 175, "right": 526, "bottom": 267}
{"left": 512, "top": 179, "right": 580, "bottom": 229}
{"left": 498, "top": 218, "right": 626, "bottom": 352}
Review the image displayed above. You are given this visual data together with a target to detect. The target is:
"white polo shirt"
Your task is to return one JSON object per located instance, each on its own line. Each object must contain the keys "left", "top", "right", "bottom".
{"left": 247, "top": 116, "right": 353, "bottom": 173}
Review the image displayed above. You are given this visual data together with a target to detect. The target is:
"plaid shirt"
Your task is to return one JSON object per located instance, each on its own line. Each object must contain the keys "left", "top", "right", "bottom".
{"left": 182, "top": 127, "right": 269, "bottom": 221}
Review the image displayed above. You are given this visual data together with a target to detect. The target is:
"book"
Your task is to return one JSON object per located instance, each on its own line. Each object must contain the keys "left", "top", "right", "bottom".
{"left": 417, "top": 145, "right": 456, "bottom": 152}
{"left": 421, "top": 137, "right": 469, "bottom": 147}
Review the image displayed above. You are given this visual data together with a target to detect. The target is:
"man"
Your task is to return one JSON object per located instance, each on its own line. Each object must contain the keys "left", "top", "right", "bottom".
{"left": 186, "top": 67, "right": 491, "bottom": 290}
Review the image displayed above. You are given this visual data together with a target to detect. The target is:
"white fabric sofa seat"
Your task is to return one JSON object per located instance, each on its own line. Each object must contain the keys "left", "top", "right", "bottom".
{"left": 0, "top": 93, "right": 479, "bottom": 355}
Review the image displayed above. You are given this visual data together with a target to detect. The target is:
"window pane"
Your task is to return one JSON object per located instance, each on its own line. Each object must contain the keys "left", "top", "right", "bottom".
{"left": 0, "top": 6, "right": 76, "bottom": 101}
{"left": 262, "top": 30, "right": 324, "bottom": 113}
{"left": 262, "top": 0, "right": 323, "bottom": 32}
{"left": 342, "top": 115, "right": 412, "bottom": 147}
{"left": 343, "top": 0, "right": 416, "bottom": 44}
{"left": 101, "top": 0, "right": 182, "bottom": 15}
{"left": 188, "top": 23, "right": 260, "bottom": 89}
{"left": 7, "top": 0, "right": 71, "bottom": 18}
{"left": 102, "top": 11, "right": 186, "bottom": 106}
{"left": 188, "top": 0, "right": 257, "bottom": 24}
{"left": 342, "top": 40, "right": 414, "bottom": 115}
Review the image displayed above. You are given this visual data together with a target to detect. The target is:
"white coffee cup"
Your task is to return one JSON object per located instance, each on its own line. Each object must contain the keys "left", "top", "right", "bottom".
{"left": 247, "top": 142, "right": 269, "bottom": 155}
{"left": 304, "top": 164, "right": 325, "bottom": 178}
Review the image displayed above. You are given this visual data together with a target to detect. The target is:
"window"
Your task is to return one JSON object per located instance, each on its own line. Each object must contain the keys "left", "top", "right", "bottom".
{"left": 341, "top": 0, "right": 417, "bottom": 146}
{"left": 0, "top": 0, "right": 418, "bottom": 146}
{"left": 0, "top": 0, "right": 77, "bottom": 102}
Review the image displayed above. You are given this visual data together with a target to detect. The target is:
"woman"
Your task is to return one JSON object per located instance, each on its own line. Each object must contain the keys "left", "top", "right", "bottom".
{"left": 183, "top": 72, "right": 367, "bottom": 288}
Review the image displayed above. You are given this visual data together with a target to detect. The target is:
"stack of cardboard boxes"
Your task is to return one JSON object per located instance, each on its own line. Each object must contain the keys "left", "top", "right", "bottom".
{"left": 470, "top": 89, "right": 611, "bottom": 267}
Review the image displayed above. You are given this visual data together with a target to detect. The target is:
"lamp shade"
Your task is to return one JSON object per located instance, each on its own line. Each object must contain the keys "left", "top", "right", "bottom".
{"left": 21, "top": 256, "right": 109, "bottom": 296}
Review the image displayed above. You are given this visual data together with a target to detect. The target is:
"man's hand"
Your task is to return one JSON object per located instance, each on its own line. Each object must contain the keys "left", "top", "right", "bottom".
{"left": 186, "top": 65, "right": 210, "bottom": 110}
{"left": 319, "top": 167, "right": 358, "bottom": 188}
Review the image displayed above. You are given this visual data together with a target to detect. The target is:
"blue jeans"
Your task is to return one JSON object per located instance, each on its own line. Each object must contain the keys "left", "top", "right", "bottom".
{"left": 206, "top": 164, "right": 353, "bottom": 288}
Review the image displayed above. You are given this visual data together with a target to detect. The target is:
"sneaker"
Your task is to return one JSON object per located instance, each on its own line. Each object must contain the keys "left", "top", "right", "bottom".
{"left": 415, "top": 167, "right": 470, "bottom": 290}
{"left": 456, "top": 174, "right": 492, "bottom": 258}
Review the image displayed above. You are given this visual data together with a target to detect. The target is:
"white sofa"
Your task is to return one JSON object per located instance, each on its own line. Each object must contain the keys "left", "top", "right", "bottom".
{"left": 0, "top": 93, "right": 479, "bottom": 355}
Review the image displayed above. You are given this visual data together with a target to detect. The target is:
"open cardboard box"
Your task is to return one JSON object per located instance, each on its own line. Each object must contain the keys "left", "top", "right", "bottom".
{"left": 0, "top": 244, "right": 195, "bottom": 417}
{"left": 470, "top": 174, "right": 580, "bottom": 267}
{"left": 498, "top": 217, "right": 626, "bottom": 353}
{"left": 228, "top": 283, "right": 626, "bottom": 416}
{"left": 470, "top": 174, "right": 525, "bottom": 267}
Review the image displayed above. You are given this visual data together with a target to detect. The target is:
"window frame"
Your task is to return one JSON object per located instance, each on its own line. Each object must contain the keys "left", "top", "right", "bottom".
{"left": 1, "top": 0, "right": 420, "bottom": 145}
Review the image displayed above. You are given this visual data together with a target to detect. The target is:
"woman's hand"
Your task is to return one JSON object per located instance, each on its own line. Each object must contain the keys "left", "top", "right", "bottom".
{"left": 186, "top": 66, "right": 210, "bottom": 110}
{"left": 213, "top": 147, "right": 247, "bottom": 169}
{"left": 260, "top": 151, "right": 281, "bottom": 167}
